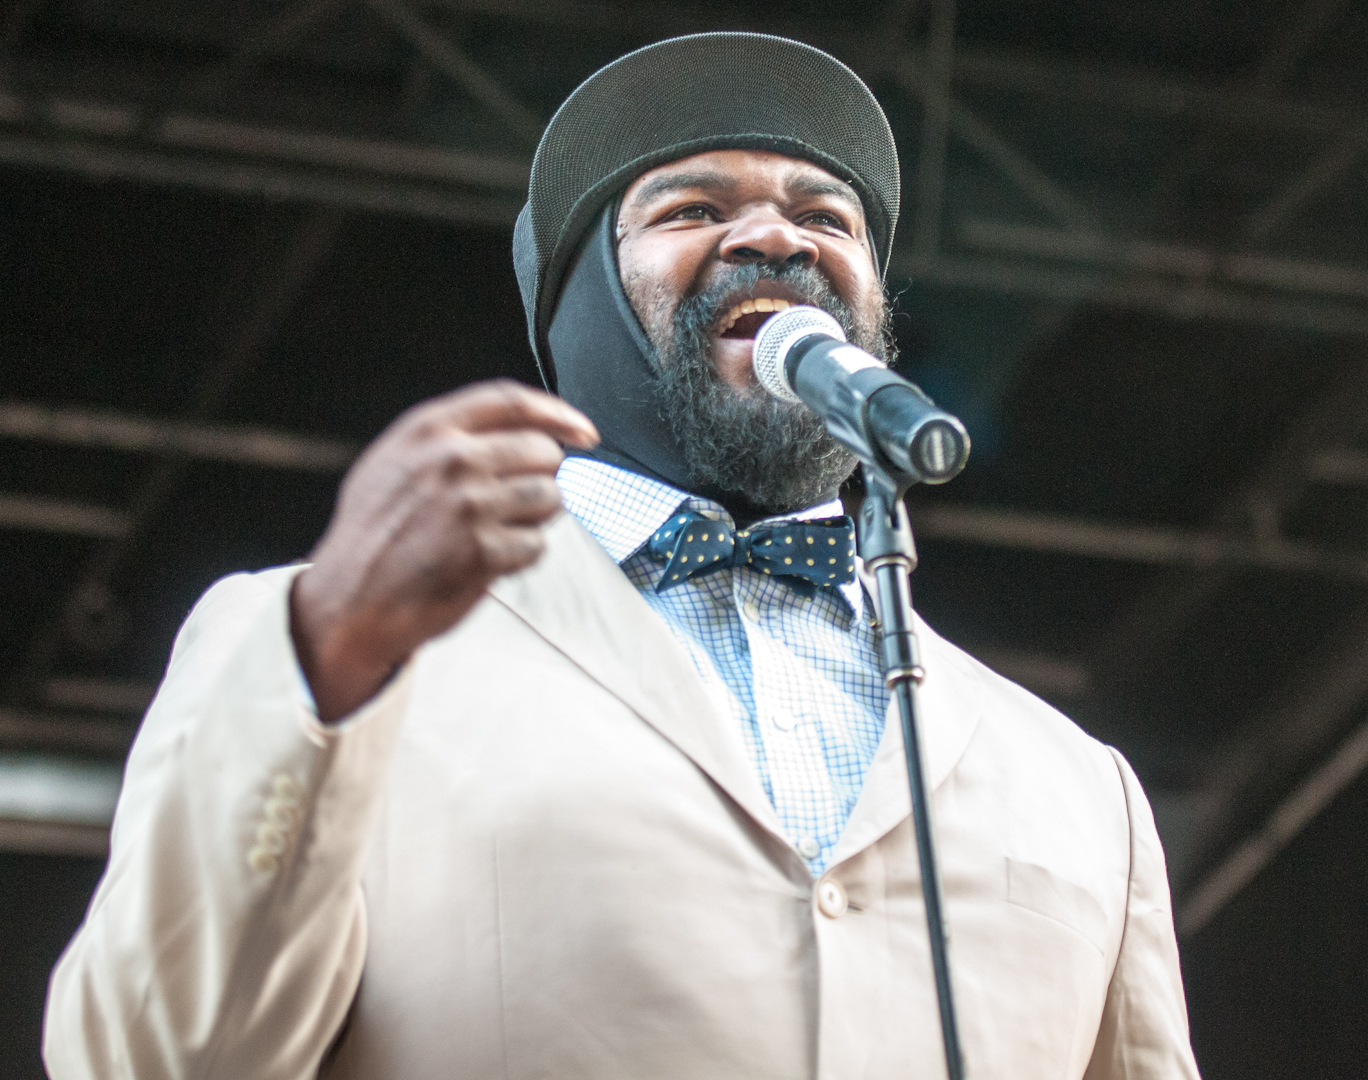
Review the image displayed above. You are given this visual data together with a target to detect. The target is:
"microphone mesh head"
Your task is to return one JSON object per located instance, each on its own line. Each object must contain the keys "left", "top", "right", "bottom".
{"left": 752, "top": 306, "right": 847, "bottom": 403}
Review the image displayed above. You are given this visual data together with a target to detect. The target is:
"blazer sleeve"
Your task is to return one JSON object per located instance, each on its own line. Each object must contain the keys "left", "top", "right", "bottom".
{"left": 1083, "top": 749, "right": 1202, "bottom": 1079}
{"left": 43, "top": 565, "right": 415, "bottom": 1080}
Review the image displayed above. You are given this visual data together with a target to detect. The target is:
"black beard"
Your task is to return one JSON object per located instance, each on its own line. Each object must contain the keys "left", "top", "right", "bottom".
{"left": 646, "top": 262, "right": 893, "bottom": 516}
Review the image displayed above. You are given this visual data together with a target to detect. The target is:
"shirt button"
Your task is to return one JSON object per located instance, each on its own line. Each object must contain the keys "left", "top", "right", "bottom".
{"left": 798, "top": 837, "right": 821, "bottom": 859}
{"left": 742, "top": 600, "right": 761, "bottom": 622}
{"left": 816, "top": 876, "right": 849, "bottom": 918}
{"left": 272, "top": 773, "right": 303, "bottom": 801}
{"left": 773, "top": 709, "right": 798, "bottom": 731}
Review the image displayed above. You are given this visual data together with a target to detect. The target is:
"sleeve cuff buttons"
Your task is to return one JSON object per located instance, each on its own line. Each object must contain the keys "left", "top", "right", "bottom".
{"left": 247, "top": 772, "right": 305, "bottom": 874}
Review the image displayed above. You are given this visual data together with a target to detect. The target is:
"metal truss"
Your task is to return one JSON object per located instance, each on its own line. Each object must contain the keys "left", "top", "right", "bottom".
{"left": 6, "top": 208, "right": 345, "bottom": 708}
{"left": 3, "top": 0, "right": 1367, "bottom": 913}
{"left": 3, "top": 30, "right": 1368, "bottom": 334}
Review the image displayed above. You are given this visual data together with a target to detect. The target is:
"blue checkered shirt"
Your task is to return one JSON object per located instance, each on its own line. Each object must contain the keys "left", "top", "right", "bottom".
{"left": 557, "top": 455, "right": 888, "bottom": 875}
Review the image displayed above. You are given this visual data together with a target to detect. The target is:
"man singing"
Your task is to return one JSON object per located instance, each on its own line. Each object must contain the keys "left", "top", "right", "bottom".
{"left": 44, "top": 33, "right": 1201, "bottom": 1079}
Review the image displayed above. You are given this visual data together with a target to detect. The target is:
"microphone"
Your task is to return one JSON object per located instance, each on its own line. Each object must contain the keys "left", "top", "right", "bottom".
{"left": 752, "top": 305, "right": 970, "bottom": 485}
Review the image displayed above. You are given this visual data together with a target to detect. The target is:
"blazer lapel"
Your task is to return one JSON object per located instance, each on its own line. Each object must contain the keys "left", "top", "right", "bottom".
{"left": 489, "top": 512, "right": 787, "bottom": 844}
{"left": 830, "top": 568, "right": 984, "bottom": 866}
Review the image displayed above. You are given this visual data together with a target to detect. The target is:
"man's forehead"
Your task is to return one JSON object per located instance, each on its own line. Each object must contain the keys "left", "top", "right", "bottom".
{"left": 624, "top": 150, "right": 864, "bottom": 214}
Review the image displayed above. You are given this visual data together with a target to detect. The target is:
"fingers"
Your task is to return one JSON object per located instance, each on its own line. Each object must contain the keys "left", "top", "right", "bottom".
{"left": 443, "top": 476, "right": 562, "bottom": 533}
{"left": 429, "top": 477, "right": 559, "bottom": 582}
{"left": 472, "top": 523, "right": 547, "bottom": 576}
{"left": 420, "top": 380, "right": 599, "bottom": 449}
{"left": 298, "top": 383, "right": 584, "bottom": 714}
{"left": 476, "top": 475, "right": 563, "bottom": 527}
{"left": 430, "top": 430, "right": 566, "bottom": 480}
{"left": 500, "top": 475, "right": 564, "bottom": 524}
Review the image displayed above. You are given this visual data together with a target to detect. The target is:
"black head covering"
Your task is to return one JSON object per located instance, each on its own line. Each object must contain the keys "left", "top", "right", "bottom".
{"left": 512, "top": 32, "right": 900, "bottom": 510}
{"left": 546, "top": 201, "right": 690, "bottom": 485}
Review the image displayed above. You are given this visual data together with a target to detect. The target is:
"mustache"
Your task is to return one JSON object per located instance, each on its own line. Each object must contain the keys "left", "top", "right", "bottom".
{"left": 673, "top": 262, "right": 859, "bottom": 345}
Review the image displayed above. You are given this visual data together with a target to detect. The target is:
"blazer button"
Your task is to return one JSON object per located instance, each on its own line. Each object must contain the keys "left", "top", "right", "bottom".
{"left": 816, "top": 877, "right": 848, "bottom": 918}
{"left": 247, "top": 846, "right": 280, "bottom": 874}
{"left": 264, "top": 796, "right": 298, "bottom": 828}
{"left": 256, "top": 823, "right": 288, "bottom": 855}
{"left": 272, "top": 773, "right": 304, "bottom": 802}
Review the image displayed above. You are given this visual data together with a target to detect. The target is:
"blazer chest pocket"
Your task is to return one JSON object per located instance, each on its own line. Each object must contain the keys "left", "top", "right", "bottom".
{"left": 1005, "top": 857, "right": 1109, "bottom": 956}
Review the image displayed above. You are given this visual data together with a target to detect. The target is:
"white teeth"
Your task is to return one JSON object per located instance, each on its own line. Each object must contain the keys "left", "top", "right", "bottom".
{"left": 716, "top": 297, "right": 792, "bottom": 335}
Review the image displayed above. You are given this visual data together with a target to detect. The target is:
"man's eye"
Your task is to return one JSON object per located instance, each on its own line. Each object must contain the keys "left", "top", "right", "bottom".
{"left": 668, "top": 205, "right": 716, "bottom": 222}
{"left": 801, "top": 211, "right": 849, "bottom": 231}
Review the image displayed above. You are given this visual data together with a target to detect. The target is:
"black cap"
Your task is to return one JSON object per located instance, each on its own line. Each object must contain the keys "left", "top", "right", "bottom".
{"left": 512, "top": 32, "right": 901, "bottom": 387}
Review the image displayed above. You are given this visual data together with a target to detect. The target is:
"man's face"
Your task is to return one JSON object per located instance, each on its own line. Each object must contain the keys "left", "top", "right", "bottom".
{"left": 614, "top": 149, "right": 892, "bottom": 513}
{"left": 617, "top": 149, "right": 886, "bottom": 388}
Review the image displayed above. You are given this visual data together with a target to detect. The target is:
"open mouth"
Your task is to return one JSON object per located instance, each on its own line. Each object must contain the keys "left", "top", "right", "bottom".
{"left": 717, "top": 297, "right": 793, "bottom": 339}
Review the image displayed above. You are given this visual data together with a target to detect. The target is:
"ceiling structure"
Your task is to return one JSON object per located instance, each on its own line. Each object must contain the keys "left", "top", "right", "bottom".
{"left": 4, "top": 1, "right": 1368, "bottom": 1075}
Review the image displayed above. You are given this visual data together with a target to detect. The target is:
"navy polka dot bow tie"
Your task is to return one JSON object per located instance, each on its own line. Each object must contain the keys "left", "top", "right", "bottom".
{"left": 647, "top": 511, "right": 858, "bottom": 593}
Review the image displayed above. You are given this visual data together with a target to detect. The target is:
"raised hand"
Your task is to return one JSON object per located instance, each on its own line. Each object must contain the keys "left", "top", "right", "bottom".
{"left": 290, "top": 380, "right": 599, "bottom": 721}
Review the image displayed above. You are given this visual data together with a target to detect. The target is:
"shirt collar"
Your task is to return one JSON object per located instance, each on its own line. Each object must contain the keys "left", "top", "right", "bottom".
{"left": 556, "top": 455, "right": 866, "bottom": 616}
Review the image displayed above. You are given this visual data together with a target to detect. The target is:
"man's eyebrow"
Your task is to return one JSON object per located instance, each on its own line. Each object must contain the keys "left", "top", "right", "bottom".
{"left": 785, "top": 176, "right": 864, "bottom": 214}
{"left": 627, "top": 169, "right": 865, "bottom": 216}
{"left": 628, "top": 171, "right": 737, "bottom": 206}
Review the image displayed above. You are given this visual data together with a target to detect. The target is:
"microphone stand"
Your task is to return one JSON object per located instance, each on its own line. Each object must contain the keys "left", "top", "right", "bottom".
{"left": 857, "top": 461, "right": 966, "bottom": 1080}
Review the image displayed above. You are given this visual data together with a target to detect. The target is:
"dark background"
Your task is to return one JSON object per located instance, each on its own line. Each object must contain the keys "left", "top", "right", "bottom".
{"left": 4, "top": 0, "right": 1368, "bottom": 1075}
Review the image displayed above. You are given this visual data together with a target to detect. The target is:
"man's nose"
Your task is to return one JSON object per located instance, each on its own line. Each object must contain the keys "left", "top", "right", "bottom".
{"left": 718, "top": 210, "right": 819, "bottom": 269}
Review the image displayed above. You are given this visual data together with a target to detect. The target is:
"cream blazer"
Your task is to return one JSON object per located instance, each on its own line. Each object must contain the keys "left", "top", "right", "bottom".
{"left": 44, "top": 511, "right": 1200, "bottom": 1079}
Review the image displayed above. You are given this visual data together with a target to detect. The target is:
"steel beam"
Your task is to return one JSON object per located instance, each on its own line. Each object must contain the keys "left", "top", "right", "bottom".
{"left": 0, "top": 493, "right": 130, "bottom": 538}
{"left": 958, "top": 219, "right": 1368, "bottom": 302}
{"left": 0, "top": 401, "right": 357, "bottom": 471}
{"left": 0, "top": 817, "right": 109, "bottom": 856}
{"left": 0, "top": 707, "right": 133, "bottom": 756}
{"left": 165, "top": 0, "right": 351, "bottom": 116}
{"left": 943, "top": 48, "right": 1361, "bottom": 137}
{"left": 0, "top": 86, "right": 531, "bottom": 188}
{"left": 0, "top": 751, "right": 120, "bottom": 855}
{"left": 10, "top": 113, "right": 1368, "bottom": 334}
{"left": 156, "top": 113, "right": 531, "bottom": 190}
{"left": 891, "top": 58, "right": 1099, "bottom": 234}
{"left": 43, "top": 678, "right": 155, "bottom": 715}
{"left": 431, "top": 0, "right": 1368, "bottom": 135}
{"left": 1091, "top": 350, "right": 1368, "bottom": 906}
{"left": 1247, "top": 0, "right": 1346, "bottom": 91}
{"left": 911, "top": 0, "right": 955, "bottom": 257}
{"left": 1178, "top": 712, "right": 1368, "bottom": 937}
{"left": 892, "top": 253, "right": 1368, "bottom": 337}
{"left": 12, "top": 0, "right": 1368, "bottom": 142}
{"left": 0, "top": 131, "right": 525, "bottom": 224}
{"left": 368, "top": 0, "right": 544, "bottom": 143}
{"left": 1094, "top": 352, "right": 1368, "bottom": 676}
{"left": 10, "top": 210, "right": 345, "bottom": 701}
{"left": 1169, "top": 594, "right": 1368, "bottom": 906}
{"left": 7, "top": 68, "right": 1368, "bottom": 330}
{"left": 1307, "top": 447, "right": 1368, "bottom": 486}
{"left": 13, "top": 107, "right": 1368, "bottom": 333}
{"left": 906, "top": 503, "right": 1368, "bottom": 580}
{"left": 0, "top": 753, "right": 121, "bottom": 824}
{"left": 1244, "top": 134, "right": 1368, "bottom": 245}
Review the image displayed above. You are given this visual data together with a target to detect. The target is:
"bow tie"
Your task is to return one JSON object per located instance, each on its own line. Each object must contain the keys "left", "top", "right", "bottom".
{"left": 646, "top": 511, "right": 857, "bottom": 593}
